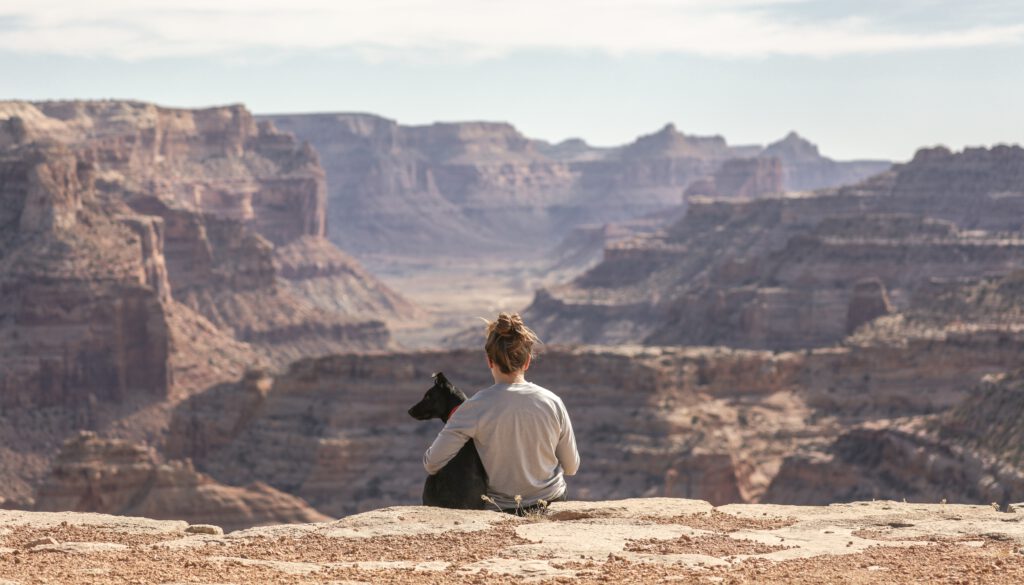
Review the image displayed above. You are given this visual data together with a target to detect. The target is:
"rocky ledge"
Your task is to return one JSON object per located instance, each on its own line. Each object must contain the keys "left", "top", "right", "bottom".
{"left": 2, "top": 498, "right": 1023, "bottom": 583}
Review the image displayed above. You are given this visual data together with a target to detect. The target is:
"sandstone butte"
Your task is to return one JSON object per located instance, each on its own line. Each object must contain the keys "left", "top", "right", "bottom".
{"left": 2, "top": 498, "right": 1024, "bottom": 584}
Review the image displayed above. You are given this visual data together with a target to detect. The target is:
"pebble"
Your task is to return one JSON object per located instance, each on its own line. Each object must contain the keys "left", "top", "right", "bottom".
{"left": 185, "top": 524, "right": 224, "bottom": 536}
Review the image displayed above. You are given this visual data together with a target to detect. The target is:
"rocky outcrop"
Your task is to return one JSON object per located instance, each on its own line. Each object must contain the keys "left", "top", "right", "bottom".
{"left": 264, "top": 114, "right": 887, "bottom": 263}
{"left": 527, "top": 146, "right": 1024, "bottom": 349}
{"left": 274, "top": 236, "right": 420, "bottom": 321}
{"left": 762, "top": 131, "right": 892, "bottom": 191}
{"left": 845, "top": 278, "right": 894, "bottom": 334}
{"left": 3, "top": 499, "right": 1024, "bottom": 584}
{"left": 764, "top": 422, "right": 1024, "bottom": 507}
{"left": 685, "top": 157, "right": 785, "bottom": 200}
{"left": 1, "top": 100, "right": 417, "bottom": 361}
{"left": 0, "top": 100, "right": 417, "bottom": 510}
{"left": 0, "top": 145, "right": 172, "bottom": 408}
{"left": 125, "top": 195, "right": 392, "bottom": 362}
{"left": 1, "top": 101, "right": 327, "bottom": 246}
{"left": 943, "top": 369, "right": 1024, "bottom": 468}
{"left": 34, "top": 432, "right": 329, "bottom": 531}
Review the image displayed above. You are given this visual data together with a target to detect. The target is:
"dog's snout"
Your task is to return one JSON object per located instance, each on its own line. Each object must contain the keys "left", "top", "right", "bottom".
{"left": 408, "top": 400, "right": 432, "bottom": 420}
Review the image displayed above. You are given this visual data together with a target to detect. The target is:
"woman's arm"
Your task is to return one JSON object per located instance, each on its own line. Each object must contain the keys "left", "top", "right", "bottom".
{"left": 423, "top": 409, "right": 476, "bottom": 475}
{"left": 556, "top": 402, "right": 580, "bottom": 476}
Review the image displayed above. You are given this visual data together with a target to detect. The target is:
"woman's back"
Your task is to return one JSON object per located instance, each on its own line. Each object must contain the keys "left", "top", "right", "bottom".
{"left": 457, "top": 381, "right": 578, "bottom": 508}
{"left": 422, "top": 311, "right": 580, "bottom": 510}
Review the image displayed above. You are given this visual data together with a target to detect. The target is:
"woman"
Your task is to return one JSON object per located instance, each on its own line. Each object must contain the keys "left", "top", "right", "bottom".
{"left": 423, "top": 312, "right": 580, "bottom": 513}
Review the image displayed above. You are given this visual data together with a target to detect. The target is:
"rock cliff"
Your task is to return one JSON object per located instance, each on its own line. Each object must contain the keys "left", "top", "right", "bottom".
{"left": 762, "top": 131, "right": 891, "bottom": 191}
{"left": 166, "top": 312, "right": 1024, "bottom": 516}
{"left": 0, "top": 144, "right": 172, "bottom": 409}
{"left": 0, "top": 100, "right": 417, "bottom": 362}
{"left": 34, "top": 431, "right": 329, "bottom": 531}
{"left": 265, "top": 115, "right": 887, "bottom": 263}
{"left": 0, "top": 100, "right": 418, "bottom": 514}
{"left": 526, "top": 145, "right": 1024, "bottom": 349}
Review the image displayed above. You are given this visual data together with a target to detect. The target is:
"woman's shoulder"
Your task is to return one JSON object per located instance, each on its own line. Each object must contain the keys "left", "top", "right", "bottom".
{"left": 523, "top": 381, "right": 566, "bottom": 404}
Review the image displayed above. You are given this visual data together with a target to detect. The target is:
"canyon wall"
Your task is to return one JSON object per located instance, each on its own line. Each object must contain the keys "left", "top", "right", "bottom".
{"left": 166, "top": 315, "right": 1024, "bottom": 516}
{"left": 762, "top": 131, "right": 891, "bottom": 192}
{"left": 526, "top": 146, "right": 1024, "bottom": 349}
{"left": 0, "top": 144, "right": 172, "bottom": 409}
{"left": 265, "top": 115, "right": 888, "bottom": 263}
{"left": 35, "top": 431, "right": 329, "bottom": 531}
{"left": 0, "top": 100, "right": 419, "bottom": 511}
{"left": 0, "top": 100, "right": 418, "bottom": 364}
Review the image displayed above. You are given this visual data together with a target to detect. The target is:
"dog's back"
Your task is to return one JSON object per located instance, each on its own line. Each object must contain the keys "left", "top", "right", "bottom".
{"left": 408, "top": 372, "right": 488, "bottom": 509}
{"left": 423, "top": 440, "right": 488, "bottom": 509}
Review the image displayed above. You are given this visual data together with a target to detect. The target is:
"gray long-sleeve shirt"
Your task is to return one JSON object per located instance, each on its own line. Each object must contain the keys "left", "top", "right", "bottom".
{"left": 423, "top": 381, "right": 579, "bottom": 509}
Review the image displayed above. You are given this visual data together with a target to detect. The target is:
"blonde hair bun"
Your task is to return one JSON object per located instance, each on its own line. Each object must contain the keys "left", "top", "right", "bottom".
{"left": 493, "top": 313, "right": 524, "bottom": 336}
{"left": 485, "top": 312, "right": 540, "bottom": 374}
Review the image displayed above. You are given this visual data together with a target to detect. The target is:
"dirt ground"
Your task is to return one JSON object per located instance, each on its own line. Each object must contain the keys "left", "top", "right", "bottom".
{"left": 3, "top": 499, "right": 1024, "bottom": 584}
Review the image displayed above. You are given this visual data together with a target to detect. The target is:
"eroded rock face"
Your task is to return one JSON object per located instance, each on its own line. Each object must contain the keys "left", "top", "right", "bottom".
{"left": 265, "top": 115, "right": 887, "bottom": 262}
{"left": 34, "top": 431, "right": 330, "bottom": 531}
{"left": 684, "top": 157, "right": 785, "bottom": 200}
{"left": 2, "top": 101, "right": 326, "bottom": 245}
{"left": 0, "top": 145, "right": 172, "bottom": 408}
{"left": 1, "top": 100, "right": 416, "bottom": 364}
{"left": 166, "top": 323, "right": 1024, "bottom": 515}
{"left": 762, "top": 131, "right": 891, "bottom": 192}
{"left": 0, "top": 100, "right": 416, "bottom": 510}
{"left": 527, "top": 146, "right": 1024, "bottom": 349}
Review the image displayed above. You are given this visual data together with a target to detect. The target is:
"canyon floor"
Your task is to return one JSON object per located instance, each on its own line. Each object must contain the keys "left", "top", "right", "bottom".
{"left": 375, "top": 259, "right": 543, "bottom": 348}
{"left": 3, "top": 498, "right": 1024, "bottom": 584}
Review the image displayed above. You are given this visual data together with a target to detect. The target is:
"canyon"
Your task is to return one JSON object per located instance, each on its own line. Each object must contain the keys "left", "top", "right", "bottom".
{"left": 266, "top": 114, "right": 889, "bottom": 266}
{"left": 2, "top": 98, "right": 1022, "bottom": 537}
{"left": 266, "top": 113, "right": 889, "bottom": 340}
{"left": 525, "top": 145, "right": 1024, "bottom": 349}
{"left": 0, "top": 100, "right": 416, "bottom": 519}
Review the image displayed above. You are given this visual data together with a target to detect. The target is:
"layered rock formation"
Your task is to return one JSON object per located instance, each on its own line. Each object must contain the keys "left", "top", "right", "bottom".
{"left": 762, "top": 131, "right": 891, "bottom": 191}
{"left": 0, "top": 100, "right": 422, "bottom": 366}
{"left": 34, "top": 431, "right": 329, "bottom": 531}
{"left": 166, "top": 308, "right": 1024, "bottom": 516}
{"left": 0, "top": 144, "right": 172, "bottom": 408}
{"left": 527, "top": 146, "right": 1024, "bottom": 349}
{"left": 684, "top": 156, "right": 784, "bottom": 200}
{"left": 0, "top": 100, "right": 419, "bottom": 515}
{"left": 265, "top": 115, "right": 887, "bottom": 263}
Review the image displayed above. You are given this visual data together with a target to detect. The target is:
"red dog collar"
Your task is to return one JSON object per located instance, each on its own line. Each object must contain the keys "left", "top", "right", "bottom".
{"left": 447, "top": 405, "right": 459, "bottom": 421}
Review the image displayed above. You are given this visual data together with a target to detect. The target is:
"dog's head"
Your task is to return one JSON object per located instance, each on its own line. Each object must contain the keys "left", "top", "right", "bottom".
{"left": 407, "top": 372, "right": 468, "bottom": 423}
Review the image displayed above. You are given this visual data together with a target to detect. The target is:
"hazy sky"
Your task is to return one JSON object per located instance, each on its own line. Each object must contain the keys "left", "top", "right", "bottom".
{"left": 1, "top": 0, "right": 1022, "bottom": 160}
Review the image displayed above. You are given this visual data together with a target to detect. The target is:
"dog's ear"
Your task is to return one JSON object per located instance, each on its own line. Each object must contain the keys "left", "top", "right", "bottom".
{"left": 432, "top": 371, "right": 450, "bottom": 386}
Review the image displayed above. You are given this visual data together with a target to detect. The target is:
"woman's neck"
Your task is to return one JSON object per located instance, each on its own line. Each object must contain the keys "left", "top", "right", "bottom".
{"left": 491, "top": 369, "right": 526, "bottom": 385}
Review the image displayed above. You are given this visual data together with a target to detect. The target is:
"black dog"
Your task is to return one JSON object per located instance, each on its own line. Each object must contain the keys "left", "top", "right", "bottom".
{"left": 408, "top": 372, "right": 488, "bottom": 509}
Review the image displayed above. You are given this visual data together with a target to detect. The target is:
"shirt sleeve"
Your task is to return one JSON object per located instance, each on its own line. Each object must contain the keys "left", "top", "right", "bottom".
{"left": 423, "top": 406, "right": 477, "bottom": 475}
{"left": 555, "top": 401, "right": 580, "bottom": 476}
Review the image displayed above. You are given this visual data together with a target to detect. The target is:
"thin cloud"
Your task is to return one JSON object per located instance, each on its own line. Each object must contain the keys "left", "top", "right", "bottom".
{"left": 0, "top": 0, "right": 1021, "bottom": 61}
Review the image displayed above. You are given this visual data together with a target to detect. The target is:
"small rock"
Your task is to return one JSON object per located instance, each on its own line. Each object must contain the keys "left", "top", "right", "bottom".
{"left": 26, "top": 537, "right": 59, "bottom": 548}
{"left": 185, "top": 524, "right": 223, "bottom": 536}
